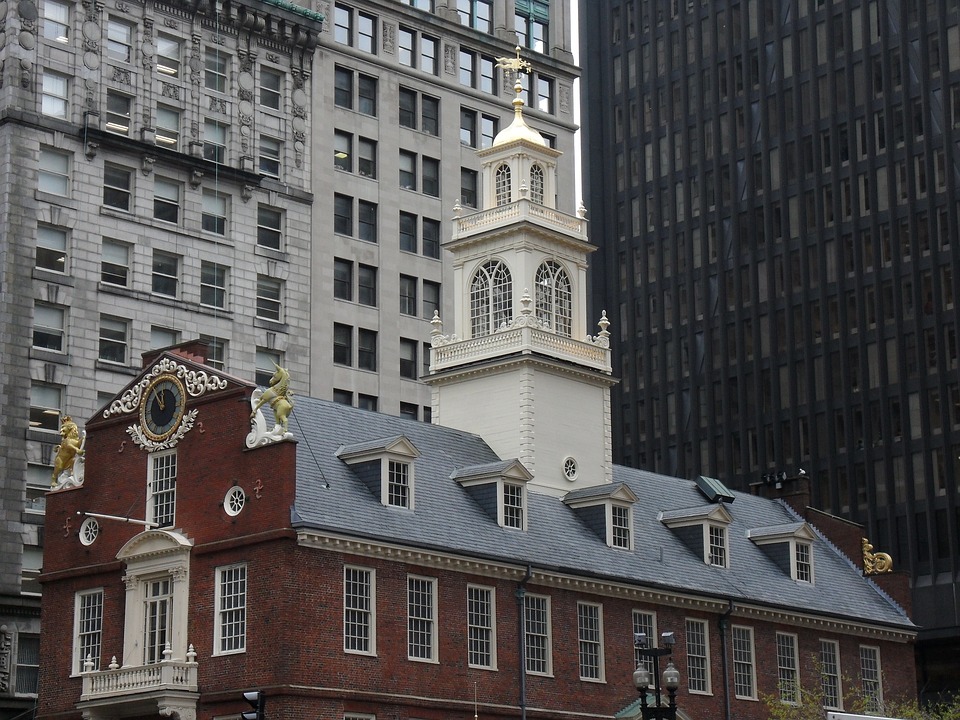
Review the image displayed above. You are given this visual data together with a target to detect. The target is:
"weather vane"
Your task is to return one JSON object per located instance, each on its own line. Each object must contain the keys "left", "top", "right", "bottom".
{"left": 495, "top": 45, "right": 532, "bottom": 83}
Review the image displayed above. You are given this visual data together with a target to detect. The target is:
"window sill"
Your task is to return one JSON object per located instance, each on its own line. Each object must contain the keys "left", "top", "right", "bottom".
{"left": 33, "top": 268, "right": 74, "bottom": 286}
{"left": 30, "top": 348, "right": 69, "bottom": 364}
{"left": 254, "top": 245, "right": 288, "bottom": 262}
{"left": 95, "top": 360, "right": 140, "bottom": 375}
{"left": 26, "top": 428, "right": 60, "bottom": 443}
{"left": 35, "top": 190, "right": 76, "bottom": 208}
{"left": 254, "top": 318, "right": 288, "bottom": 333}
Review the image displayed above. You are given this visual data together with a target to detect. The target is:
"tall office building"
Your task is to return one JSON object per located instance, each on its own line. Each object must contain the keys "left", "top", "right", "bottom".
{"left": 581, "top": 0, "right": 960, "bottom": 694}
{"left": 0, "top": 0, "right": 578, "bottom": 713}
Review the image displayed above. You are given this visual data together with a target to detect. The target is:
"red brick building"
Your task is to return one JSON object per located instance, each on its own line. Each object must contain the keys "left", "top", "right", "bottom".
{"left": 37, "top": 87, "right": 916, "bottom": 720}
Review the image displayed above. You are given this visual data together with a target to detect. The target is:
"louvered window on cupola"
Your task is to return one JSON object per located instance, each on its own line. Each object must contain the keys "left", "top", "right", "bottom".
{"left": 336, "top": 436, "right": 420, "bottom": 510}
{"left": 495, "top": 163, "right": 511, "bottom": 205}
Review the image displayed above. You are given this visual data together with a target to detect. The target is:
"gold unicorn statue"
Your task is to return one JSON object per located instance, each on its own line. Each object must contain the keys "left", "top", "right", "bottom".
{"left": 251, "top": 363, "right": 294, "bottom": 434}
{"left": 51, "top": 415, "right": 84, "bottom": 486}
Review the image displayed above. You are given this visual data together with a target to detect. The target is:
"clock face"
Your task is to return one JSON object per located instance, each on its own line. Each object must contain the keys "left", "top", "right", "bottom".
{"left": 140, "top": 375, "right": 187, "bottom": 441}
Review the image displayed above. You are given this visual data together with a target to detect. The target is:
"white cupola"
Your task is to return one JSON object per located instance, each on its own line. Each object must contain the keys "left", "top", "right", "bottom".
{"left": 426, "top": 54, "right": 616, "bottom": 497}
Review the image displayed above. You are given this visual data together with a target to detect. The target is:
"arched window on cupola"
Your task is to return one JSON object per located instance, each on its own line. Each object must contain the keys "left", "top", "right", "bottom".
{"left": 495, "top": 164, "right": 512, "bottom": 206}
{"left": 470, "top": 260, "right": 513, "bottom": 337}
{"left": 535, "top": 260, "right": 572, "bottom": 336}
{"left": 529, "top": 164, "right": 545, "bottom": 205}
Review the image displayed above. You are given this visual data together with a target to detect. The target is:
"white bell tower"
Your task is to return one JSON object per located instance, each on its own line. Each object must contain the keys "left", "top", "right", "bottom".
{"left": 426, "top": 51, "right": 616, "bottom": 496}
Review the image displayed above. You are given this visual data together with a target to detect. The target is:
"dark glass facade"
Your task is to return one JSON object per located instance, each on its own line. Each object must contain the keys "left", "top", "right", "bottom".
{"left": 581, "top": 0, "right": 960, "bottom": 695}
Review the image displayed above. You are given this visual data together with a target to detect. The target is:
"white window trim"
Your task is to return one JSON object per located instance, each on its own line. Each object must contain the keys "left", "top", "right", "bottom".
{"left": 608, "top": 502, "right": 634, "bottom": 550}
{"left": 685, "top": 617, "right": 712, "bottom": 695}
{"left": 576, "top": 601, "right": 605, "bottom": 682}
{"left": 383, "top": 454, "right": 414, "bottom": 510}
{"left": 343, "top": 565, "right": 377, "bottom": 656}
{"left": 706, "top": 523, "right": 729, "bottom": 567}
{"left": 147, "top": 450, "right": 177, "bottom": 528}
{"left": 792, "top": 540, "right": 814, "bottom": 583}
{"left": 731, "top": 625, "right": 757, "bottom": 700}
{"left": 213, "top": 563, "right": 247, "bottom": 656}
{"left": 72, "top": 588, "right": 104, "bottom": 676}
{"left": 777, "top": 631, "right": 801, "bottom": 704}
{"left": 406, "top": 574, "right": 438, "bottom": 663}
{"left": 820, "top": 638, "right": 843, "bottom": 710}
{"left": 631, "top": 609, "right": 657, "bottom": 673}
{"left": 524, "top": 593, "right": 553, "bottom": 676}
{"left": 859, "top": 644, "right": 884, "bottom": 711}
{"left": 466, "top": 583, "right": 497, "bottom": 670}
{"left": 499, "top": 479, "right": 527, "bottom": 530}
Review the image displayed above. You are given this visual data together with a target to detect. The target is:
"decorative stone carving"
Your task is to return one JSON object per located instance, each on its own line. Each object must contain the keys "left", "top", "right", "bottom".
{"left": 103, "top": 357, "right": 228, "bottom": 418}
{"left": 381, "top": 22, "right": 394, "bottom": 54}
{"left": 443, "top": 43, "right": 456, "bottom": 74}
{"left": 161, "top": 82, "right": 180, "bottom": 99}
{"left": 0, "top": 625, "right": 12, "bottom": 692}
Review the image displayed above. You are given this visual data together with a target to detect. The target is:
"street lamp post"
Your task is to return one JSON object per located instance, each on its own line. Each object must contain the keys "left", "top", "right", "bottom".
{"left": 632, "top": 632, "right": 681, "bottom": 720}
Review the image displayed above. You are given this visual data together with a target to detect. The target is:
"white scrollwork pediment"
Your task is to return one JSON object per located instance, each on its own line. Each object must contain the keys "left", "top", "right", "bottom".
{"left": 103, "top": 358, "right": 228, "bottom": 418}
{"left": 127, "top": 409, "right": 198, "bottom": 452}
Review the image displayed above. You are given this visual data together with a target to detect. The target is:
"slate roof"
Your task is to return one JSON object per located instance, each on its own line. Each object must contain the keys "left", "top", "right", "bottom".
{"left": 289, "top": 396, "right": 913, "bottom": 631}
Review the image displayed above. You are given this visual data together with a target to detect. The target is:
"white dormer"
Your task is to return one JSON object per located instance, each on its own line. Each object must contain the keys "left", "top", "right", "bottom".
{"left": 452, "top": 459, "right": 534, "bottom": 530}
{"left": 563, "top": 483, "right": 639, "bottom": 550}
{"left": 336, "top": 436, "right": 420, "bottom": 510}
{"left": 748, "top": 522, "right": 816, "bottom": 583}
{"left": 427, "top": 60, "right": 616, "bottom": 497}
{"left": 660, "top": 504, "right": 735, "bottom": 568}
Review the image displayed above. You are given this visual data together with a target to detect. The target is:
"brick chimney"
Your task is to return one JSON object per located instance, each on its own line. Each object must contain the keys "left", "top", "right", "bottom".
{"left": 749, "top": 472, "right": 811, "bottom": 515}
{"left": 141, "top": 338, "right": 210, "bottom": 368}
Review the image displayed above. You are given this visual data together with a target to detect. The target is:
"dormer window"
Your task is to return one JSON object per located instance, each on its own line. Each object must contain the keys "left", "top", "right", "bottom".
{"left": 529, "top": 164, "right": 544, "bottom": 204}
{"left": 660, "top": 503, "right": 734, "bottom": 567}
{"left": 337, "top": 436, "right": 421, "bottom": 510}
{"left": 563, "top": 483, "right": 638, "bottom": 549}
{"left": 495, "top": 163, "right": 511, "bottom": 205}
{"left": 535, "top": 260, "right": 572, "bottom": 336}
{"left": 747, "top": 522, "right": 816, "bottom": 583}
{"left": 453, "top": 459, "right": 532, "bottom": 530}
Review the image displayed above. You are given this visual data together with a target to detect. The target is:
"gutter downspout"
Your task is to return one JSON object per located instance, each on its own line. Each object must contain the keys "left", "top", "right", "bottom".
{"left": 717, "top": 600, "right": 734, "bottom": 720}
{"left": 516, "top": 564, "right": 533, "bottom": 720}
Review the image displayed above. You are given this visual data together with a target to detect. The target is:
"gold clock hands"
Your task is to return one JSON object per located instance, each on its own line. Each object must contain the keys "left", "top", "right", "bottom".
{"left": 154, "top": 387, "right": 165, "bottom": 411}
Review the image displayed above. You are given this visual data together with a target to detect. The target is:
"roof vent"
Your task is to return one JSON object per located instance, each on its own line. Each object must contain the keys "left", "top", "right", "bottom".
{"left": 695, "top": 475, "right": 735, "bottom": 504}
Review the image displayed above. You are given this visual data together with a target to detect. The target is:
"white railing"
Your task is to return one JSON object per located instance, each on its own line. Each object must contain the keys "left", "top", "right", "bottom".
{"left": 81, "top": 661, "right": 198, "bottom": 701}
{"left": 454, "top": 200, "right": 585, "bottom": 239}
{"left": 432, "top": 326, "right": 611, "bottom": 373}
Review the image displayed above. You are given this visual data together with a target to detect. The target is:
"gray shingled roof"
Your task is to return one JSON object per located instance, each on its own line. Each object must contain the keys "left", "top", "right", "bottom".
{"left": 289, "top": 396, "right": 913, "bottom": 630}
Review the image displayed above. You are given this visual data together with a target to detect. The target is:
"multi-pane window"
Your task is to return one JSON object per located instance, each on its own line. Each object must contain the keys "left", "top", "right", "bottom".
{"left": 859, "top": 645, "right": 883, "bottom": 712}
{"left": 535, "top": 260, "right": 572, "bottom": 336}
{"left": 150, "top": 326, "right": 179, "bottom": 349}
{"left": 200, "top": 335, "right": 227, "bottom": 370}
{"left": 37, "top": 226, "right": 67, "bottom": 272}
{"left": 334, "top": 4, "right": 376, "bottom": 53}
{"left": 41, "top": 71, "right": 69, "bottom": 117}
{"left": 632, "top": 611, "right": 656, "bottom": 674}
{"left": 530, "top": 164, "right": 545, "bottom": 203}
{"left": 260, "top": 67, "right": 282, "bottom": 110}
{"left": 423, "top": 218, "right": 440, "bottom": 259}
{"left": 461, "top": 168, "right": 478, "bottom": 207}
{"left": 103, "top": 164, "right": 132, "bottom": 210}
{"left": 98, "top": 316, "right": 128, "bottom": 364}
{"left": 202, "top": 190, "right": 227, "bottom": 235}
{"left": 471, "top": 260, "right": 513, "bottom": 337}
{"left": 732, "top": 626, "right": 756, "bottom": 699}
{"left": 334, "top": 258, "right": 353, "bottom": 301}
{"left": 400, "top": 212, "right": 417, "bottom": 253}
{"left": 577, "top": 602, "right": 603, "bottom": 681}
{"left": 43, "top": 0, "right": 70, "bottom": 42}
{"left": 685, "top": 618, "right": 710, "bottom": 693}
{"left": 344, "top": 567, "right": 375, "bottom": 653}
{"left": 143, "top": 578, "right": 172, "bottom": 664}
{"left": 358, "top": 138, "right": 376, "bottom": 178}
{"left": 200, "top": 262, "right": 228, "bottom": 309}
{"left": 156, "top": 36, "right": 180, "bottom": 77}
{"left": 334, "top": 193, "right": 353, "bottom": 235}
{"left": 524, "top": 594, "right": 551, "bottom": 674}
{"left": 155, "top": 106, "right": 180, "bottom": 148}
{"left": 467, "top": 585, "right": 494, "bottom": 668}
{"left": 399, "top": 88, "right": 439, "bottom": 135}
{"left": 15, "top": 635, "right": 40, "bottom": 695}
{"left": 40, "top": 148, "right": 70, "bottom": 195}
{"left": 333, "top": 3, "right": 351, "bottom": 44}
{"left": 263, "top": 135, "right": 283, "bottom": 177}
{"left": 460, "top": 108, "right": 477, "bottom": 147}
{"left": 204, "top": 120, "right": 227, "bottom": 163}
{"left": 358, "top": 265, "right": 376, "bottom": 305}
{"left": 461, "top": 109, "right": 499, "bottom": 148}
{"left": 708, "top": 524, "right": 727, "bottom": 566}
{"left": 459, "top": 50, "right": 496, "bottom": 94}
{"left": 776, "top": 632, "right": 800, "bottom": 703}
{"left": 256, "top": 276, "right": 283, "bottom": 321}
{"left": 255, "top": 348, "right": 282, "bottom": 386}
{"left": 795, "top": 542, "right": 813, "bottom": 582}
{"left": 357, "top": 74, "right": 377, "bottom": 115}
{"left": 257, "top": 206, "right": 282, "bottom": 249}
{"left": 503, "top": 483, "right": 524, "bottom": 529}
{"left": 33, "top": 303, "right": 65, "bottom": 352}
{"left": 334, "top": 131, "right": 352, "bottom": 171}
{"left": 334, "top": 66, "right": 353, "bottom": 108}
{"left": 29, "top": 383, "right": 62, "bottom": 432}
{"left": 101, "top": 239, "right": 129, "bottom": 286}
{"left": 400, "top": 150, "right": 417, "bottom": 189}
{"left": 407, "top": 576, "right": 436, "bottom": 660}
{"left": 152, "top": 251, "right": 179, "bottom": 297}
{"left": 106, "top": 92, "right": 131, "bottom": 134}
{"left": 358, "top": 328, "right": 377, "bottom": 370}
{"left": 388, "top": 460, "right": 409, "bottom": 507}
{"left": 334, "top": 66, "right": 377, "bottom": 115}
{"left": 611, "top": 504, "right": 631, "bottom": 548}
{"left": 399, "top": 338, "right": 418, "bottom": 379}
{"left": 204, "top": 49, "right": 227, "bottom": 92}
{"left": 495, "top": 163, "right": 511, "bottom": 205}
{"left": 106, "top": 18, "right": 133, "bottom": 62}
{"left": 215, "top": 564, "right": 246, "bottom": 654}
{"left": 335, "top": 261, "right": 376, "bottom": 305}
{"left": 398, "top": 26, "right": 439, "bottom": 74}
{"left": 515, "top": 0, "right": 549, "bottom": 53}
{"left": 358, "top": 200, "right": 377, "bottom": 242}
{"left": 357, "top": 11, "right": 376, "bottom": 53}
{"left": 148, "top": 451, "right": 177, "bottom": 528}
{"left": 820, "top": 639, "right": 842, "bottom": 709}
{"left": 423, "top": 281, "right": 440, "bottom": 319}
{"left": 75, "top": 590, "right": 103, "bottom": 673}
{"left": 153, "top": 178, "right": 180, "bottom": 223}
{"left": 400, "top": 275, "right": 417, "bottom": 316}
{"left": 458, "top": 0, "right": 493, "bottom": 33}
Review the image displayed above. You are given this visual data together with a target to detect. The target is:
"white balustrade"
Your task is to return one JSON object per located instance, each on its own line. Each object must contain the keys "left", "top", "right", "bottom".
{"left": 80, "top": 659, "right": 198, "bottom": 701}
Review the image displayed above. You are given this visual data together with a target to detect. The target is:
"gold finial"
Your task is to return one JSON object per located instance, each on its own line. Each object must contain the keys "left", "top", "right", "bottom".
{"left": 862, "top": 537, "right": 894, "bottom": 575}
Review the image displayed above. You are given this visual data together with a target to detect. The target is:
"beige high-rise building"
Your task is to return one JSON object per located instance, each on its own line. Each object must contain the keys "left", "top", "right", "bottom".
{"left": 0, "top": 0, "right": 579, "bottom": 713}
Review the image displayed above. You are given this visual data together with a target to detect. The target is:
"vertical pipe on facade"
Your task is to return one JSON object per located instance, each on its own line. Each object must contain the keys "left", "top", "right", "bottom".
{"left": 717, "top": 601, "right": 734, "bottom": 720}
{"left": 516, "top": 565, "right": 533, "bottom": 720}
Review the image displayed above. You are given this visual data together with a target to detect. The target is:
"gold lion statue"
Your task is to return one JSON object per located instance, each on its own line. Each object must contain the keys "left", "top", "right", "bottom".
{"left": 51, "top": 415, "right": 84, "bottom": 486}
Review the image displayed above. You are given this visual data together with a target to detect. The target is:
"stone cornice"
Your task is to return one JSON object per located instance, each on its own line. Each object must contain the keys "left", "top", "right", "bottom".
{"left": 296, "top": 529, "right": 915, "bottom": 643}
